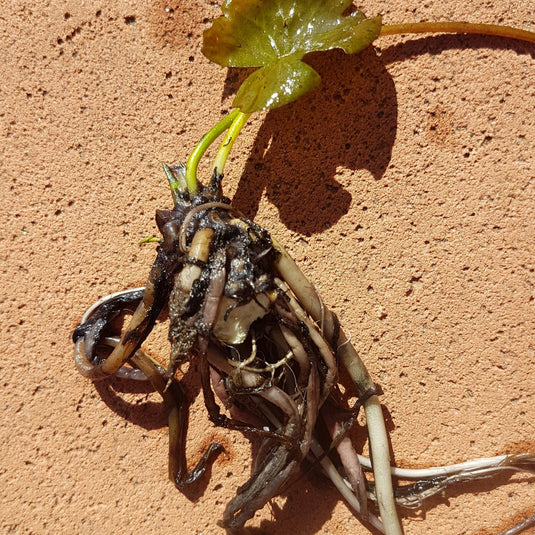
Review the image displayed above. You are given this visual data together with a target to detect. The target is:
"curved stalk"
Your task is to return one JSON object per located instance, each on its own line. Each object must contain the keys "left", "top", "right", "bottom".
{"left": 212, "top": 110, "right": 251, "bottom": 176}
{"left": 362, "top": 396, "right": 402, "bottom": 535}
{"left": 185, "top": 108, "right": 241, "bottom": 196}
{"left": 380, "top": 21, "right": 535, "bottom": 44}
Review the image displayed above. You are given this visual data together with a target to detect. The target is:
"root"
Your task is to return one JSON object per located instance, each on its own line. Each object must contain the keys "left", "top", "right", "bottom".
{"left": 74, "top": 178, "right": 534, "bottom": 535}
{"left": 273, "top": 240, "right": 402, "bottom": 535}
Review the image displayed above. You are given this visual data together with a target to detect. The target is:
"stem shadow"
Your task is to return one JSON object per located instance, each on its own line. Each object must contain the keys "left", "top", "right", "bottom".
{"left": 93, "top": 377, "right": 168, "bottom": 430}
{"left": 379, "top": 31, "right": 535, "bottom": 65}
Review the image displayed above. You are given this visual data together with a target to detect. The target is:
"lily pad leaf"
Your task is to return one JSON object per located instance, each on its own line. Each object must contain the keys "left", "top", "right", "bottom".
{"left": 233, "top": 56, "right": 321, "bottom": 112}
{"left": 202, "top": 0, "right": 382, "bottom": 112}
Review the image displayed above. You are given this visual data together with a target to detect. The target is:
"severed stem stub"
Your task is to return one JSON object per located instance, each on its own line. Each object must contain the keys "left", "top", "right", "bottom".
{"left": 72, "top": 166, "right": 393, "bottom": 532}
{"left": 73, "top": 166, "right": 535, "bottom": 534}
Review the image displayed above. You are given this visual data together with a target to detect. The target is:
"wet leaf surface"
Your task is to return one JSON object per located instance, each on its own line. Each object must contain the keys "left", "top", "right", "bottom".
{"left": 202, "top": 0, "right": 381, "bottom": 112}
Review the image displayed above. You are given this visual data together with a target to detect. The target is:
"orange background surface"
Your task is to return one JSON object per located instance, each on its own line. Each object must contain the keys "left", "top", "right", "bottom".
{"left": 1, "top": 1, "right": 534, "bottom": 534}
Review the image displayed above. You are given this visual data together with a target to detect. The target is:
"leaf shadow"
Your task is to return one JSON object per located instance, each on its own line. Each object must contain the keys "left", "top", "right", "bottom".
{"left": 226, "top": 31, "right": 534, "bottom": 236}
{"left": 228, "top": 47, "right": 398, "bottom": 235}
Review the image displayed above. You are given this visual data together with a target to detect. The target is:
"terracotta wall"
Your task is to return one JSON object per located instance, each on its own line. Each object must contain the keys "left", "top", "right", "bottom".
{"left": 1, "top": 1, "right": 534, "bottom": 533}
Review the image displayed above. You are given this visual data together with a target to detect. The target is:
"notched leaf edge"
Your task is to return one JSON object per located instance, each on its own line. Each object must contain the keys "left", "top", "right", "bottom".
{"left": 202, "top": 0, "right": 382, "bottom": 112}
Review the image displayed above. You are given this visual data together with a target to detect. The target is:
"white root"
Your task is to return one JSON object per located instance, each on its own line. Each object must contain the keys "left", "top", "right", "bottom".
{"left": 364, "top": 396, "right": 401, "bottom": 535}
{"left": 273, "top": 240, "right": 402, "bottom": 535}
{"left": 78, "top": 287, "right": 145, "bottom": 324}
{"left": 361, "top": 452, "right": 535, "bottom": 508}
{"left": 309, "top": 438, "right": 386, "bottom": 533}
{"left": 359, "top": 452, "right": 535, "bottom": 480}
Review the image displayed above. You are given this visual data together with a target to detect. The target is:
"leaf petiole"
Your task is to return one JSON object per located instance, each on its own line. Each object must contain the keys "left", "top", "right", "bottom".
{"left": 212, "top": 110, "right": 251, "bottom": 177}
{"left": 162, "top": 162, "right": 187, "bottom": 204}
{"left": 139, "top": 236, "right": 163, "bottom": 244}
{"left": 380, "top": 21, "right": 535, "bottom": 43}
{"left": 185, "top": 108, "right": 241, "bottom": 196}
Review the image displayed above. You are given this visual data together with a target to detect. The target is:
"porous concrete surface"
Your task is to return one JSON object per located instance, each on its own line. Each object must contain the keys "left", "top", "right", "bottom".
{"left": 1, "top": 1, "right": 534, "bottom": 534}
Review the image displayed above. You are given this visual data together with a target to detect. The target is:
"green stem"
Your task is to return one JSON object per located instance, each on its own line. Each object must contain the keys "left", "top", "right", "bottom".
{"left": 212, "top": 110, "right": 251, "bottom": 177}
{"left": 380, "top": 21, "right": 535, "bottom": 43}
{"left": 162, "top": 162, "right": 187, "bottom": 205}
{"left": 185, "top": 108, "right": 241, "bottom": 196}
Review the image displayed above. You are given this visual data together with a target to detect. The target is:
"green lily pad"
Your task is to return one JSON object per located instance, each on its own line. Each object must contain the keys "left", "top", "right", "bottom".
{"left": 233, "top": 56, "right": 321, "bottom": 112}
{"left": 202, "top": 0, "right": 382, "bottom": 113}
